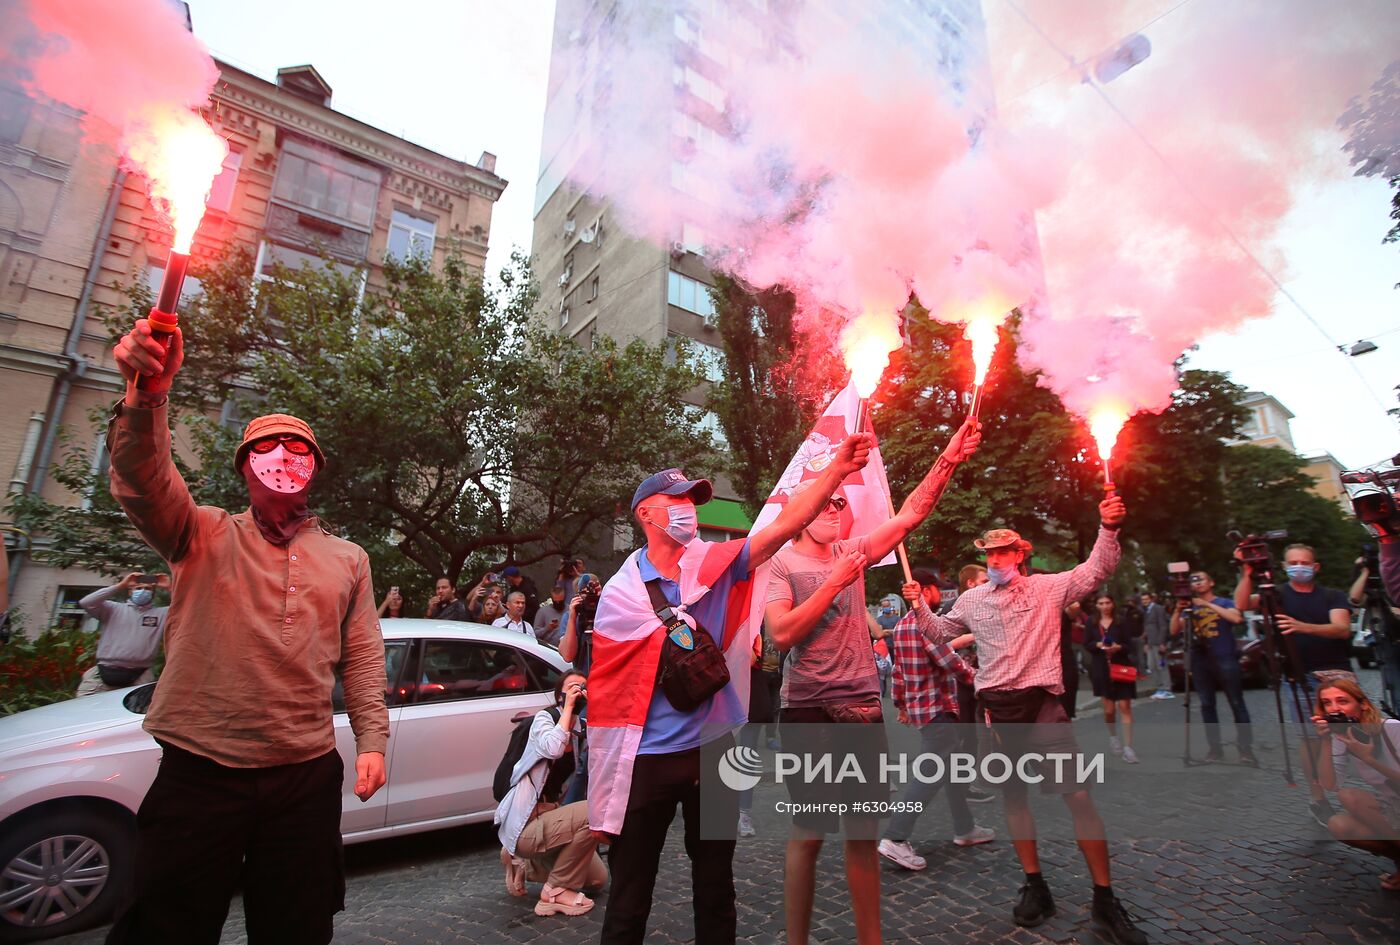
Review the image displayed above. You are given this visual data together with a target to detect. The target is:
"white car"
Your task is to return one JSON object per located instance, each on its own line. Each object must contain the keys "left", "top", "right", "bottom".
{"left": 0, "top": 619, "right": 569, "bottom": 942}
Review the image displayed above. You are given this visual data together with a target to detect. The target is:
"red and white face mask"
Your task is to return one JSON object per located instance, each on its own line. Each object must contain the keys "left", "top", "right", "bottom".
{"left": 247, "top": 437, "right": 316, "bottom": 494}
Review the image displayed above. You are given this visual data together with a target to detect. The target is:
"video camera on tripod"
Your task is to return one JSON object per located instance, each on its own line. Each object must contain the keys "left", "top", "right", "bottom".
{"left": 1228, "top": 529, "right": 1290, "bottom": 581}
{"left": 1341, "top": 454, "right": 1400, "bottom": 541}
{"left": 1167, "top": 561, "right": 1194, "bottom": 604}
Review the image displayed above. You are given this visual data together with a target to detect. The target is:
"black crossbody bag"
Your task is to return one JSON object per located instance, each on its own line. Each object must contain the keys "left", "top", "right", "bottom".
{"left": 645, "top": 578, "right": 731, "bottom": 712}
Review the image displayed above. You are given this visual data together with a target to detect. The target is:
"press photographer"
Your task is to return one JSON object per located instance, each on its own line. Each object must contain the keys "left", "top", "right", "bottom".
{"left": 1234, "top": 538, "right": 1353, "bottom": 824}
{"left": 1169, "top": 571, "right": 1255, "bottom": 765}
{"left": 1311, "top": 679, "right": 1400, "bottom": 891}
{"left": 1349, "top": 544, "right": 1400, "bottom": 716}
{"left": 1341, "top": 455, "right": 1400, "bottom": 602}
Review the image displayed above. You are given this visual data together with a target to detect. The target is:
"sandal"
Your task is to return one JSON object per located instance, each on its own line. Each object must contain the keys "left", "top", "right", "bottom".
{"left": 500, "top": 848, "right": 527, "bottom": 897}
{"left": 535, "top": 884, "right": 594, "bottom": 916}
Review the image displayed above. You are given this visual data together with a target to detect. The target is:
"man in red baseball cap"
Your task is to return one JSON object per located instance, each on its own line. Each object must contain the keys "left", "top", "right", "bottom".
{"left": 105, "top": 318, "right": 388, "bottom": 944}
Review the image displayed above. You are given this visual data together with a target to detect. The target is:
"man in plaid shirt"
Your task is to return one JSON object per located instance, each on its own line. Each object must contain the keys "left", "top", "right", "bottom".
{"left": 917, "top": 494, "right": 1147, "bottom": 945}
{"left": 878, "top": 569, "right": 996, "bottom": 871}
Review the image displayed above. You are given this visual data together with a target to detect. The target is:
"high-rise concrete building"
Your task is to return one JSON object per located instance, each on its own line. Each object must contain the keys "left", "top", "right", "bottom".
{"left": 1, "top": 60, "right": 505, "bottom": 628}
{"left": 531, "top": 0, "right": 992, "bottom": 537}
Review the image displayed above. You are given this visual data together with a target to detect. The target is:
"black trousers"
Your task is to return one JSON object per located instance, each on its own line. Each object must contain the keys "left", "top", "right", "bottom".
{"left": 107, "top": 742, "right": 345, "bottom": 945}
{"left": 600, "top": 737, "right": 738, "bottom": 945}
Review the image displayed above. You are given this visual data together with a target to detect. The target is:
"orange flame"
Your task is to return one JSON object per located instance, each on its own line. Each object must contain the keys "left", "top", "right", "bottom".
{"left": 123, "top": 107, "right": 226, "bottom": 253}
{"left": 1088, "top": 405, "right": 1129, "bottom": 466}
{"left": 964, "top": 317, "right": 999, "bottom": 387}
{"left": 840, "top": 311, "right": 902, "bottom": 398}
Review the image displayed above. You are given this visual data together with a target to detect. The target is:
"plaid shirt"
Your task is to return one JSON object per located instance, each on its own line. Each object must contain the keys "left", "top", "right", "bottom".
{"left": 891, "top": 606, "right": 975, "bottom": 725}
{"left": 921, "top": 526, "right": 1121, "bottom": 695}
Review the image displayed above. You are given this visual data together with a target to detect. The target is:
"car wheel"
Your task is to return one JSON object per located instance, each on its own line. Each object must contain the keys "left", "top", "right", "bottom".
{"left": 0, "top": 808, "right": 134, "bottom": 943}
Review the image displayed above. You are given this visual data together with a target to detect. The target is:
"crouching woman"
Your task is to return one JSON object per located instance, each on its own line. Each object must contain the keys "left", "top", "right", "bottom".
{"left": 495, "top": 670, "right": 606, "bottom": 915}
{"left": 1313, "top": 679, "right": 1400, "bottom": 890}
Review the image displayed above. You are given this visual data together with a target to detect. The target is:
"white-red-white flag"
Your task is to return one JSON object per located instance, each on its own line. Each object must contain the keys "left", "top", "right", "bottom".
{"left": 748, "top": 379, "right": 896, "bottom": 564}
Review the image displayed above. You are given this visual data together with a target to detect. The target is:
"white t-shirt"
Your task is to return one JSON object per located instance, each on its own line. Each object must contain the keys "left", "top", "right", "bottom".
{"left": 492, "top": 616, "right": 532, "bottom": 635}
{"left": 1333, "top": 718, "right": 1400, "bottom": 803}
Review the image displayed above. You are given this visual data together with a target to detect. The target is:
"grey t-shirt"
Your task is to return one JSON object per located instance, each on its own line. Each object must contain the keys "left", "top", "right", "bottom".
{"left": 767, "top": 538, "right": 878, "bottom": 708}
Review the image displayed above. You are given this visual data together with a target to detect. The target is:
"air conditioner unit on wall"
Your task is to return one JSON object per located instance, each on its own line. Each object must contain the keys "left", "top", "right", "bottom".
{"left": 669, "top": 241, "right": 686, "bottom": 258}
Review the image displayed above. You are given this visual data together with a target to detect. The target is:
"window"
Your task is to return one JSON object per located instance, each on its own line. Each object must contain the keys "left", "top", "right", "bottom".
{"left": 694, "top": 409, "right": 729, "bottom": 450}
{"left": 53, "top": 586, "right": 104, "bottom": 632}
{"left": 272, "top": 137, "right": 381, "bottom": 230}
{"left": 409, "top": 641, "right": 532, "bottom": 704}
{"left": 560, "top": 303, "right": 571, "bottom": 329}
{"left": 335, "top": 641, "right": 411, "bottom": 711}
{"left": 589, "top": 276, "right": 599, "bottom": 302}
{"left": 145, "top": 265, "right": 204, "bottom": 303}
{"left": 667, "top": 271, "right": 716, "bottom": 318}
{"left": 523, "top": 652, "right": 562, "bottom": 690}
{"left": 205, "top": 149, "right": 243, "bottom": 214}
{"left": 80, "top": 434, "right": 110, "bottom": 511}
{"left": 668, "top": 334, "right": 724, "bottom": 382}
{"left": 386, "top": 209, "right": 436, "bottom": 262}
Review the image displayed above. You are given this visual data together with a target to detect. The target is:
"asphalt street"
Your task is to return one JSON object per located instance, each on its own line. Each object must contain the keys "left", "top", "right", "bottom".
{"left": 50, "top": 668, "right": 1400, "bottom": 944}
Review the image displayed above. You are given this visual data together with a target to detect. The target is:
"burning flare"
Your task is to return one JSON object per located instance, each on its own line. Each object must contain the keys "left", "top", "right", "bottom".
{"left": 124, "top": 107, "right": 226, "bottom": 253}
{"left": 840, "top": 311, "right": 903, "bottom": 399}
{"left": 964, "top": 316, "right": 999, "bottom": 388}
{"left": 1088, "top": 405, "right": 1129, "bottom": 484}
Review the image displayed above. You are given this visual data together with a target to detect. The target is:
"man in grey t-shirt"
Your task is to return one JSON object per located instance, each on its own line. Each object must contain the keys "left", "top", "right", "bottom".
{"left": 764, "top": 417, "right": 981, "bottom": 945}
{"left": 74, "top": 572, "right": 168, "bottom": 696}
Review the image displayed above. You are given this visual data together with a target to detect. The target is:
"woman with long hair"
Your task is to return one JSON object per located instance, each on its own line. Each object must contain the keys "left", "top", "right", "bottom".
{"left": 479, "top": 588, "right": 506, "bottom": 625}
{"left": 1085, "top": 593, "right": 1139, "bottom": 763}
{"left": 1313, "top": 679, "right": 1400, "bottom": 889}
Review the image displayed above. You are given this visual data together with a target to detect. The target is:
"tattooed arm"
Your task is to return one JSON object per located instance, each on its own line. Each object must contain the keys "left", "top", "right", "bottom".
{"left": 864, "top": 418, "right": 981, "bottom": 563}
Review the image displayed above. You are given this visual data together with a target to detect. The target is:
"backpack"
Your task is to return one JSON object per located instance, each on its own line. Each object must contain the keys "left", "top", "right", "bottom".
{"left": 492, "top": 705, "right": 562, "bottom": 802}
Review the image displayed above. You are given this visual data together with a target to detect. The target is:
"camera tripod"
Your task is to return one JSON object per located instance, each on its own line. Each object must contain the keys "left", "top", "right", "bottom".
{"left": 1358, "top": 585, "right": 1400, "bottom": 720}
{"left": 1252, "top": 576, "right": 1322, "bottom": 788}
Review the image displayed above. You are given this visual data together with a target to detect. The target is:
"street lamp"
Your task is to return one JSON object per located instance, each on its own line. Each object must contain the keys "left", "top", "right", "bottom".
{"left": 1340, "top": 340, "right": 1380, "bottom": 357}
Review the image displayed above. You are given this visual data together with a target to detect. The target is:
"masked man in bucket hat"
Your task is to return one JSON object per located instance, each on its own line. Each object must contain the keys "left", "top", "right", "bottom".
{"left": 104, "top": 318, "right": 388, "bottom": 945}
{"left": 915, "top": 494, "right": 1148, "bottom": 945}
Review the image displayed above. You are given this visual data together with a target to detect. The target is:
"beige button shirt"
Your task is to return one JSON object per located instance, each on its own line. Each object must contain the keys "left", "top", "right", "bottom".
{"left": 107, "top": 401, "right": 389, "bottom": 768}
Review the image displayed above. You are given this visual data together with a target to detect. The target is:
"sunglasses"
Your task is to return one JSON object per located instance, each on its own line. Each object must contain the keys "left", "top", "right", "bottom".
{"left": 250, "top": 435, "right": 313, "bottom": 456}
{"left": 827, "top": 495, "right": 848, "bottom": 512}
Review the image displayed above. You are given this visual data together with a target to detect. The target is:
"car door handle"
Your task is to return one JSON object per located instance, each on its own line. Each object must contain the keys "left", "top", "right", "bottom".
{"left": 510, "top": 711, "right": 535, "bottom": 723}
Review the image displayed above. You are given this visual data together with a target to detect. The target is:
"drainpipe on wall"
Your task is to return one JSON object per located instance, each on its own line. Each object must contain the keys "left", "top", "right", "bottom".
{"left": 7, "top": 169, "right": 127, "bottom": 597}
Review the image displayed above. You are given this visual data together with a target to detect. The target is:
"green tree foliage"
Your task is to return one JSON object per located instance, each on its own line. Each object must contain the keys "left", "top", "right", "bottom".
{"left": 8, "top": 248, "right": 714, "bottom": 601}
{"left": 1223, "top": 444, "right": 1371, "bottom": 577}
{"left": 706, "top": 276, "right": 845, "bottom": 517}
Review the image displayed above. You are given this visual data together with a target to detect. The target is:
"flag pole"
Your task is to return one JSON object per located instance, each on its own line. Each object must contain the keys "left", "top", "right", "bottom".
{"left": 862, "top": 405, "right": 913, "bottom": 585}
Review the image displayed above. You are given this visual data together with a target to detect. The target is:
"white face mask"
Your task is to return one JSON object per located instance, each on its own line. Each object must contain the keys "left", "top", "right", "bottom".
{"left": 805, "top": 517, "right": 840, "bottom": 545}
{"left": 248, "top": 445, "right": 316, "bottom": 494}
{"left": 649, "top": 504, "right": 698, "bottom": 545}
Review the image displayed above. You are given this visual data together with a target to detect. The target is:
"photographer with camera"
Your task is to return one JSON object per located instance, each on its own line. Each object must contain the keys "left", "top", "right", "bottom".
{"left": 558, "top": 573, "right": 602, "bottom": 673}
{"left": 1342, "top": 455, "right": 1400, "bottom": 602}
{"left": 1235, "top": 541, "right": 1353, "bottom": 824}
{"left": 1349, "top": 547, "right": 1400, "bottom": 717}
{"left": 74, "top": 572, "right": 170, "bottom": 697}
{"left": 1311, "top": 678, "right": 1400, "bottom": 890}
{"left": 1170, "top": 572, "right": 1254, "bottom": 765}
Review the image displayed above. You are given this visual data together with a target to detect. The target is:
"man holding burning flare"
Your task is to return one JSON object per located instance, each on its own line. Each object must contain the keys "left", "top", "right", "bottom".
{"left": 104, "top": 318, "right": 388, "bottom": 944}
{"left": 915, "top": 493, "right": 1148, "bottom": 945}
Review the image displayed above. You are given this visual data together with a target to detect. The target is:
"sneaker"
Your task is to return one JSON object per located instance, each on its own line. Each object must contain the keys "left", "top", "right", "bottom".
{"left": 1238, "top": 750, "right": 1259, "bottom": 767}
{"left": 1157, "top": 690, "right": 1175, "bottom": 700}
{"left": 1090, "top": 892, "right": 1148, "bottom": 945}
{"left": 966, "top": 787, "right": 996, "bottom": 804}
{"left": 1109, "top": 735, "right": 1123, "bottom": 755}
{"left": 1122, "top": 747, "right": 1139, "bottom": 764}
{"left": 954, "top": 825, "right": 996, "bottom": 846}
{"left": 737, "top": 810, "right": 756, "bottom": 838}
{"left": 536, "top": 885, "right": 594, "bottom": 917}
{"left": 877, "top": 838, "right": 927, "bottom": 871}
{"left": 1309, "top": 798, "right": 1337, "bottom": 828}
{"left": 1013, "top": 879, "right": 1055, "bottom": 927}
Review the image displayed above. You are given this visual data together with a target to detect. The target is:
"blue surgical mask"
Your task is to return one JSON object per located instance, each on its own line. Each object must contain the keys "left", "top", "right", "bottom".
{"left": 655, "top": 504, "right": 698, "bottom": 545}
{"left": 1285, "top": 565, "right": 1316, "bottom": 584}
{"left": 130, "top": 589, "right": 154, "bottom": 607}
{"left": 987, "top": 565, "right": 1016, "bottom": 586}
